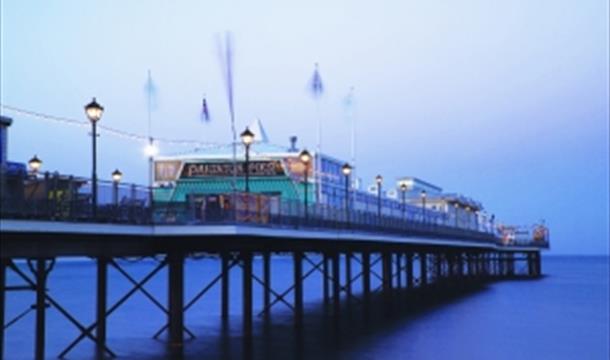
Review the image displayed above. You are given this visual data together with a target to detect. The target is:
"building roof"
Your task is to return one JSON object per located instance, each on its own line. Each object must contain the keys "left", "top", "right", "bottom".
{"left": 156, "top": 142, "right": 294, "bottom": 161}
{"left": 249, "top": 118, "right": 269, "bottom": 143}
{"left": 425, "top": 193, "right": 483, "bottom": 211}
{"left": 0, "top": 115, "right": 13, "bottom": 127}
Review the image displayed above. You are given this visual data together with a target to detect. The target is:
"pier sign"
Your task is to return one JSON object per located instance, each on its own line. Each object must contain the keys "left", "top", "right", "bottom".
{"left": 180, "top": 160, "right": 285, "bottom": 178}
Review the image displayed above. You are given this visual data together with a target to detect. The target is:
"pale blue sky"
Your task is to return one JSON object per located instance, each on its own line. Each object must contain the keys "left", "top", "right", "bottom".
{"left": 1, "top": 0, "right": 608, "bottom": 254}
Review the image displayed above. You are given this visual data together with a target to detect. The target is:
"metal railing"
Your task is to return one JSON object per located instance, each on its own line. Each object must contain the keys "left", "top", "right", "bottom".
{"left": 0, "top": 171, "right": 549, "bottom": 248}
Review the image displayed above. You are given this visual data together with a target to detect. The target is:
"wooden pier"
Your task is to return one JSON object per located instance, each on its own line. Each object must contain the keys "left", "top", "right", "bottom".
{"left": 0, "top": 219, "right": 543, "bottom": 359}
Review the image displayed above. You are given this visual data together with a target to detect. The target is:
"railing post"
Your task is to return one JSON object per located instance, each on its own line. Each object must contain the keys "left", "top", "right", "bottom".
{"left": 68, "top": 175, "right": 75, "bottom": 220}
{"left": 43, "top": 172, "right": 50, "bottom": 217}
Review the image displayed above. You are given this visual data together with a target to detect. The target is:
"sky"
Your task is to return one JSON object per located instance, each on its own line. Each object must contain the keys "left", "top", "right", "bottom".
{"left": 1, "top": 0, "right": 608, "bottom": 255}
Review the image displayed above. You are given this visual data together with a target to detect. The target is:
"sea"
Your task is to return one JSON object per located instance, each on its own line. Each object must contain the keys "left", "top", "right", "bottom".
{"left": 4, "top": 255, "right": 609, "bottom": 360}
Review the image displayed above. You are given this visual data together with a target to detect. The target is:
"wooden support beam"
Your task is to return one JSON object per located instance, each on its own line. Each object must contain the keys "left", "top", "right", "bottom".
{"left": 395, "top": 253, "right": 402, "bottom": 290}
{"left": 420, "top": 252, "right": 428, "bottom": 287}
{"left": 293, "top": 251, "right": 303, "bottom": 327}
{"left": 405, "top": 252, "right": 414, "bottom": 290}
{"left": 435, "top": 253, "right": 443, "bottom": 283}
{"left": 361, "top": 251, "right": 371, "bottom": 313}
{"left": 345, "top": 252, "right": 352, "bottom": 303}
{"left": 263, "top": 252, "right": 271, "bottom": 312}
{"left": 382, "top": 251, "right": 392, "bottom": 314}
{"left": 221, "top": 252, "right": 230, "bottom": 319}
{"left": 31, "top": 258, "right": 53, "bottom": 360}
{"left": 323, "top": 253, "right": 330, "bottom": 306}
{"left": 242, "top": 251, "right": 253, "bottom": 349}
{"left": 332, "top": 252, "right": 340, "bottom": 317}
{"left": 0, "top": 259, "right": 6, "bottom": 360}
{"left": 96, "top": 256, "right": 108, "bottom": 356}
{"left": 168, "top": 252, "right": 184, "bottom": 348}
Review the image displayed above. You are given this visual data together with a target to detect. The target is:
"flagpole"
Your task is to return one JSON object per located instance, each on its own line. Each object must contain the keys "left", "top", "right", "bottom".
{"left": 147, "top": 70, "right": 152, "bottom": 138}
{"left": 217, "top": 33, "right": 237, "bottom": 194}
{"left": 315, "top": 97, "right": 322, "bottom": 205}
{"left": 311, "top": 62, "right": 324, "bottom": 206}
{"left": 226, "top": 38, "right": 237, "bottom": 195}
{"left": 147, "top": 69, "right": 154, "bottom": 206}
{"left": 348, "top": 87, "right": 356, "bottom": 182}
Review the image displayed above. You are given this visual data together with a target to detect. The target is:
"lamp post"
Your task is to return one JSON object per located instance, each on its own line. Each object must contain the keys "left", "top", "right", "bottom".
{"left": 420, "top": 189, "right": 427, "bottom": 223}
{"left": 465, "top": 206, "right": 471, "bottom": 230}
{"left": 240, "top": 127, "right": 255, "bottom": 194}
{"left": 454, "top": 202, "right": 459, "bottom": 228}
{"left": 111, "top": 169, "right": 122, "bottom": 207}
{"left": 85, "top": 98, "right": 104, "bottom": 218}
{"left": 375, "top": 175, "right": 383, "bottom": 223}
{"left": 400, "top": 183, "right": 407, "bottom": 221}
{"left": 143, "top": 137, "right": 158, "bottom": 208}
{"left": 28, "top": 155, "right": 42, "bottom": 175}
{"left": 341, "top": 163, "right": 352, "bottom": 227}
{"left": 299, "top": 149, "right": 312, "bottom": 222}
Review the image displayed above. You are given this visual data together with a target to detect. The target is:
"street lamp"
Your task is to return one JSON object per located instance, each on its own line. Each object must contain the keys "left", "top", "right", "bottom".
{"left": 375, "top": 175, "right": 383, "bottom": 223}
{"left": 299, "top": 149, "right": 312, "bottom": 222}
{"left": 111, "top": 169, "right": 122, "bottom": 207}
{"left": 240, "top": 127, "right": 255, "bottom": 193}
{"left": 465, "top": 206, "right": 471, "bottom": 229}
{"left": 454, "top": 202, "right": 459, "bottom": 228}
{"left": 420, "top": 189, "right": 427, "bottom": 223}
{"left": 400, "top": 182, "right": 407, "bottom": 221}
{"left": 112, "top": 169, "right": 123, "bottom": 183}
{"left": 85, "top": 97, "right": 104, "bottom": 218}
{"left": 341, "top": 163, "right": 352, "bottom": 226}
{"left": 28, "top": 155, "right": 42, "bottom": 174}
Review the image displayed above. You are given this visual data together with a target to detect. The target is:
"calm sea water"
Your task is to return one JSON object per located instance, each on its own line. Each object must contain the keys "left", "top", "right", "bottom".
{"left": 4, "top": 255, "right": 609, "bottom": 360}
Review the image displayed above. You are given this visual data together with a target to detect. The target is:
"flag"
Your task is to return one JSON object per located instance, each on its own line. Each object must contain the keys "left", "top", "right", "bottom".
{"left": 144, "top": 70, "right": 158, "bottom": 110}
{"left": 201, "top": 96, "right": 210, "bottom": 122}
{"left": 343, "top": 86, "right": 355, "bottom": 116}
{"left": 309, "top": 63, "right": 324, "bottom": 98}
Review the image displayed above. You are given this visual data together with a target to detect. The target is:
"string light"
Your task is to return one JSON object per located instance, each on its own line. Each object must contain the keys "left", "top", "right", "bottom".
{"left": 2, "top": 103, "right": 371, "bottom": 182}
{"left": 0, "top": 104, "right": 223, "bottom": 149}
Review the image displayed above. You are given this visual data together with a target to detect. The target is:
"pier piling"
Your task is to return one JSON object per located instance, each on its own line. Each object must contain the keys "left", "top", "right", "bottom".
{"left": 96, "top": 256, "right": 108, "bottom": 356}
{"left": 168, "top": 252, "right": 184, "bottom": 348}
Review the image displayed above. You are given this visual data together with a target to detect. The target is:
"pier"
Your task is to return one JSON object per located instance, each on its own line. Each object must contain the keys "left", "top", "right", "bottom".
{"left": 0, "top": 174, "right": 547, "bottom": 359}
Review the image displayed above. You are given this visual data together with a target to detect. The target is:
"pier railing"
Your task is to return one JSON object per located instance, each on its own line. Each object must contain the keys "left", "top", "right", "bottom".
{"left": 0, "top": 172, "right": 549, "bottom": 248}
